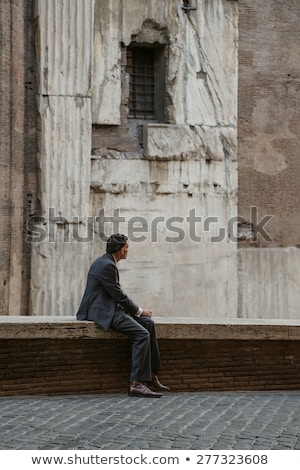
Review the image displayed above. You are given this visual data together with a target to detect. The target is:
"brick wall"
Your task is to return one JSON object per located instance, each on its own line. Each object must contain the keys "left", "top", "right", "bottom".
{"left": 0, "top": 0, "right": 14, "bottom": 314}
{"left": 1, "top": 339, "right": 300, "bottom": 396}
{"left": 0, "top": 0, "right": 37, "bottom": 315}
{"left": 22, "top": 0, "right": 38, "bottom": 312}
{"left": 238, "top": 0, "right": 300, "bottom": 247}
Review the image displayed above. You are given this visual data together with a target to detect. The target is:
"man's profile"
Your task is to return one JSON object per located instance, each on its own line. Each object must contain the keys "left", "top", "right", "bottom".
{"left": 76, "top": 233, "right": 169, "bottom": 397}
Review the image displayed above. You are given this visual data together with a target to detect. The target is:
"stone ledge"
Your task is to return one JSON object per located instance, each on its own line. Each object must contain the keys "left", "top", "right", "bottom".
{"left": 1, "top": 316, "right": 300, "bottom": 340}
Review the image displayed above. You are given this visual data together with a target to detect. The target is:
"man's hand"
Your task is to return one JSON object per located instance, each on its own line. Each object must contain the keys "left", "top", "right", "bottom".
{"left": 142, "top": 309, "right": 152, "bottom": 318}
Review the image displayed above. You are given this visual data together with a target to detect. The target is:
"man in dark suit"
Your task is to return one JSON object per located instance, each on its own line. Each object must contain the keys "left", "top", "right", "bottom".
{"left": 76, "top": 233, "right": 170, "bottom": 397}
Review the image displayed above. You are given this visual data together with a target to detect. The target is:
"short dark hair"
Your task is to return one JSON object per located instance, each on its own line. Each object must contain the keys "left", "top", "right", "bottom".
{"left": 106, "top": 234, "right": 128, "bottom": 254}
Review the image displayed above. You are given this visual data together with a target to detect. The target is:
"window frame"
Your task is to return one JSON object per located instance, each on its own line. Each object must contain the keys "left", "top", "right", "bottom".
{"left": 126, "top": 43, "right": 165, "bottom": 122}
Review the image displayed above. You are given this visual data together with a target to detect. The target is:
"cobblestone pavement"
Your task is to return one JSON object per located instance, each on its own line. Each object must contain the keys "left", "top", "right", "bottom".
{"left": 1, "top": 392, "right": 300, "bottom": 450}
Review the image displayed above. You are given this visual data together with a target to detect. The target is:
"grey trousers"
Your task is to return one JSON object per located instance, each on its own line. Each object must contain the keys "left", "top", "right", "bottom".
{"left": 111, "top": 307, "right": 161, "bottom": 382}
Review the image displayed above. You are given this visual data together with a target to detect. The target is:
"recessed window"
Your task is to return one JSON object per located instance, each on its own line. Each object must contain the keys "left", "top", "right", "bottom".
{"left": 126, "top": 44, "right": 165, "bottom": 121}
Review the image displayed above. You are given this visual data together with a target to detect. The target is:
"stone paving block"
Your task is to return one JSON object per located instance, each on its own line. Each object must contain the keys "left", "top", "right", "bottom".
{"left": 1, "top": 392, "right": 300, "bottom": 450}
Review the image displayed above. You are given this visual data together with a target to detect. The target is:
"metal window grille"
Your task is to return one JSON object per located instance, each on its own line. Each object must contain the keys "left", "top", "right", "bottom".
{"left": 127, "top": 48, "right": 155, "bottom": 119}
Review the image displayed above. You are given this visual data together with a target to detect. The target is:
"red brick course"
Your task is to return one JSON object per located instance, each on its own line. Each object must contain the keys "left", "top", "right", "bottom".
{"left": 0, "top": 0, "right": 37, "bottom": 315}
{"left": 1, "top": 339, "right": 300, "bottom": 396}
{"left": 238, "top": 0, "right": 300, "bottom": 247}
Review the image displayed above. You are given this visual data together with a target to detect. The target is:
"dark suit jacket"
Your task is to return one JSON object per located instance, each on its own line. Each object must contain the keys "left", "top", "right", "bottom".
{"left": 76, "top": 253, "right": 139, "bottom": 331}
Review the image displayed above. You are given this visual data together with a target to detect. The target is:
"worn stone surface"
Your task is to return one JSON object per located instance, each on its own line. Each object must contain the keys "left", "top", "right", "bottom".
{"left": 31, "top": 0, "right": 239, "bottom": 319}
{"left": 238, "top": 247, "right": 300, "bottom": 319}
{"left": 89, "top": 195, "right": 237, "bottom": 318}
{"left": 89, "top": 154, "right": 237, "bottom": 318}
{"left": 2, "top": 315, "right": 300, "bottom": 340}
{"left": 36, "top": 0, "right": 94, "bottom": 96}
{"left": 30, "top": 234, "right": 94, "bottom": 318}
{"left": 31, "top": 0, "right": 95, "bottom": 316}
{"left": 143, "top": 124, "right": 237, "bottom": 161}
{"left": 37, "top": 96, "right": 92, "bottom": 219}
{"left": 92, "top": 0, "right": 121, "bottom": 124}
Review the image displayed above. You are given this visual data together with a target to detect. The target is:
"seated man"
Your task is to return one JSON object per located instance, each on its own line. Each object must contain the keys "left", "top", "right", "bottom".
{"left": 76, "top": 233, "right": 170, "bottom": 397}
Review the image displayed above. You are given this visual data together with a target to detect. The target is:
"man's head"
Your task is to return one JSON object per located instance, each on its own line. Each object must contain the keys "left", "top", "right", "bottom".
{"left": 106, "top": 233, "right": 129, "bottom": 260}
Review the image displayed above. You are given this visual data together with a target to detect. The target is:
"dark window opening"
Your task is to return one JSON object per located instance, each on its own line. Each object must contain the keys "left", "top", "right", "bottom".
{"left": 126, "top": 44, "right": 165, "bottom": 121}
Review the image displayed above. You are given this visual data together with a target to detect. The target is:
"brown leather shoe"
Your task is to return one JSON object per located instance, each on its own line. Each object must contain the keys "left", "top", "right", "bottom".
{"left": 150, "top": 374, "right": 170, "bottom": 391}
{"left": 129, "top": 382, "right": 162, "bottom": 398}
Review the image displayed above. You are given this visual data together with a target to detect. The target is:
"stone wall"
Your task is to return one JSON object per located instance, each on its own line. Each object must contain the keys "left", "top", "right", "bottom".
{"left": 3, "top": 1, "right": 299, "bottom": 321}
{"left": 31, "top": 0, "right": 95, "bottom": 316}
{"left": 31, "top": 0, "right": 239, "bottom": 318}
